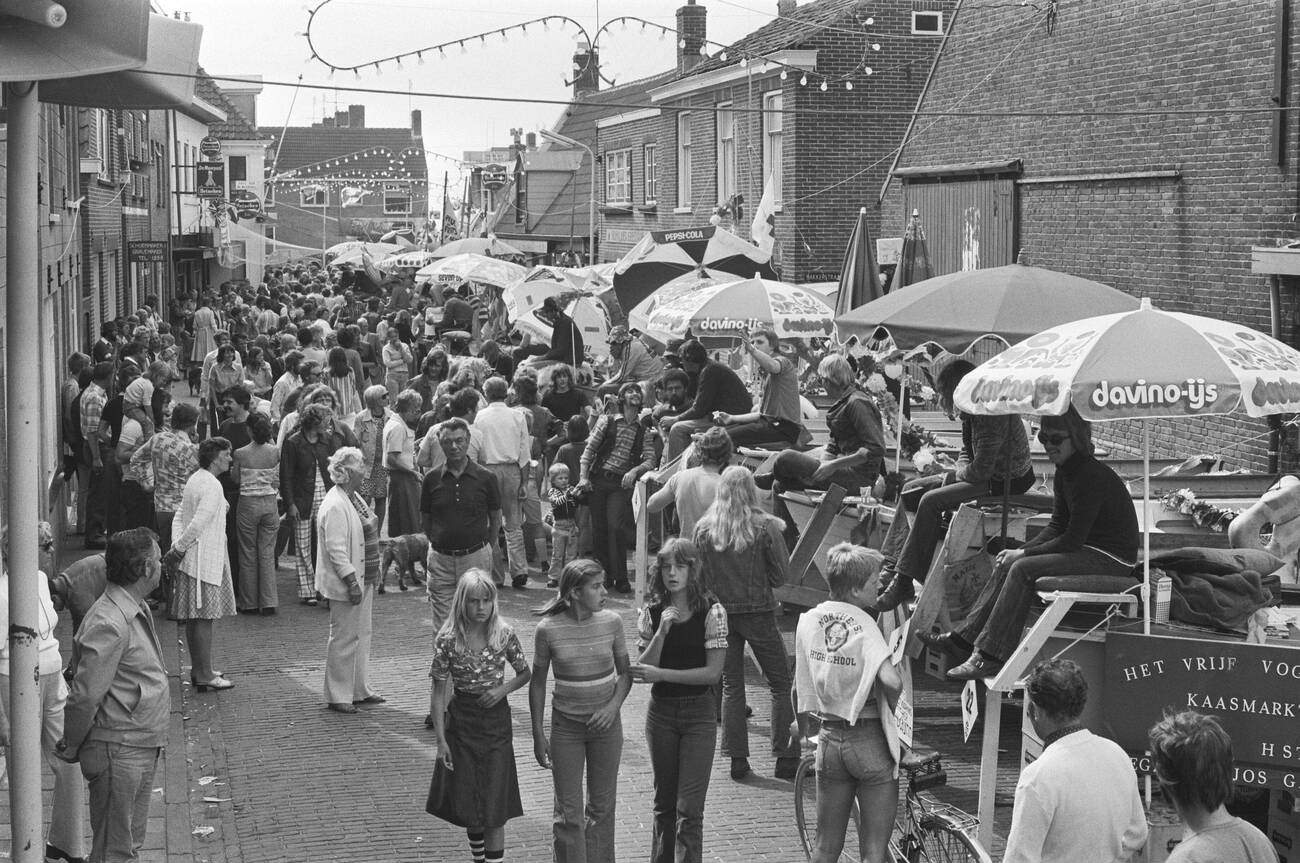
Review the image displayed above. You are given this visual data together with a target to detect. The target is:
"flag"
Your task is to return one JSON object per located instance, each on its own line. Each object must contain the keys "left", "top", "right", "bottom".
{"left": 341, "top": 186, "right": 371, "bottom": 208}
{"left": 441, "top": 189, "right": 461, "bottom": 244}
{"left": 751, "top": 175, "right": 777, "bottom": 256}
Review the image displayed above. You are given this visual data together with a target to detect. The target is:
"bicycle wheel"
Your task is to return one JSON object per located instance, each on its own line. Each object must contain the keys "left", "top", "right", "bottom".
{"left": 794, "top": 758, "right": 862, "bottom": 862}
{"left": 913, "top": 810, "right": 992, "bottom": 863}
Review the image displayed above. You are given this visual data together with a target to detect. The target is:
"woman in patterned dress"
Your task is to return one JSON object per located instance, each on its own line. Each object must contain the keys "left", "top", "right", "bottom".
{"left": 162, "top": 437, "right": 238, "bottom": 692}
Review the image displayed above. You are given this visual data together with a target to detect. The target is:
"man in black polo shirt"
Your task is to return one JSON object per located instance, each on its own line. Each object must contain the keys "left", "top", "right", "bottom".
{"left": 420, "top": 417, "right": 502, "bottom": 634}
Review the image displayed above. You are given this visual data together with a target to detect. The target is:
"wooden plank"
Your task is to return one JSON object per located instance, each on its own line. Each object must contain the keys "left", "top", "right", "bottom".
{"left": 786, "top": 484, "right": 847, "bottom": 594}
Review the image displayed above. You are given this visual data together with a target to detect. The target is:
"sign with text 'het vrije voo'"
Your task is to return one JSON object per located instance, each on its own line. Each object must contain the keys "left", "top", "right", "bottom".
{"left": 1103, "top": 633, "right": 1300, "bottom": 790}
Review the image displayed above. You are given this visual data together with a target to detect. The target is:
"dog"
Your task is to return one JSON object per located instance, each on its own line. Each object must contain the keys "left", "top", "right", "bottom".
{"left": 186, "top": 363, "right": 203, "bottom": 396}
{"left": 378, "top": 533, "right": 429, "bottom": 594}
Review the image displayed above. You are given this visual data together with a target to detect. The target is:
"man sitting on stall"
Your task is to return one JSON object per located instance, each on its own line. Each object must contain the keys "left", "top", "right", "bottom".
{"left": 597, "top": 325, "right": 662, "bottom": 398}
{"left": 711, "top": 328, "right": 805, "bottom": 450}
{"left": 925, "top": 407, "right": 1139, "bottom": 680}
{"left": 658, "top": 340, "right": 752, "bottom": 465}
{"left": 757, "top": 355, "right": 886, "bottom": 547}
{"left": 876, "top": 359, "right": 1036, "bottom": 611}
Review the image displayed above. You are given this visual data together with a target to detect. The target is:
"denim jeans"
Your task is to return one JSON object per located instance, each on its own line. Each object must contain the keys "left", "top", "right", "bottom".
{"left": 79, "top": 741, "right": 159, "bottom": 863}
{"left": 646, "top": 693, "right": 717, "bottom": 863}
{"left": 589, "top": 474, "right": 633, "bottom": 586}
{"left": 0, "top": 671, "right": 85, "bottom": 858}
{"left": 958, "top": 548, "right": 1136, "bottom": 661}
{"left": 550, "top": 709, "right": 623, "bottom": 863}
{"left": 427, "top": 546, "right": 493, "bottom": 636}
{"left": 721, "top": 611, "right": 799, "bottom": 761}
{"left": 894, "top": 470, "right": 1036, "bottom": 584}
{"left": 236, "top": 494, "right": 279, "bottom": 610}
{"left": 550, "top": 518, "right": 579, "bottom": 575}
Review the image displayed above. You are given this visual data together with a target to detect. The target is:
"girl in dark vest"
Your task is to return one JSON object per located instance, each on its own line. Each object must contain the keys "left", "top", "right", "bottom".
{"left": 631, "top": 538, "right": 728, "bottom": 863}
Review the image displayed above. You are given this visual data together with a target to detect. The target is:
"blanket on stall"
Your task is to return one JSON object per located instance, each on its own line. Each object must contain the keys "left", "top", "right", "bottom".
{"left": 1145, "top": 547, "right": 1283, "bottom": 632}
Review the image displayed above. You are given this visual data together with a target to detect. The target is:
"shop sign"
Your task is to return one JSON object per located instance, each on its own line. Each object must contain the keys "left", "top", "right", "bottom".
{"left": 196, "top": 161, "right": 225, "bottom": 199}
{"left": 199, "top": 136, "right": 222, "bottom": 159}
{"left": 1103, "top": 633, "right": 1300, "bottom": 790}
{"left": 127, "top": 241, "right": 167, "bottom": 263}
{"left": 481, "top": 163, "right": 509, "bottom": 190}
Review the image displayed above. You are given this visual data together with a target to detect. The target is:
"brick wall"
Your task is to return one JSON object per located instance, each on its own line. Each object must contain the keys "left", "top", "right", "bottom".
{"left": 879, "top": 0, "right": 1300, "bottom": 471}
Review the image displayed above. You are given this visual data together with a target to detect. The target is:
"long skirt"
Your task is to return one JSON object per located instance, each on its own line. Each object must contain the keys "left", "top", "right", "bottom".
{"left": 426, "top": 694, "right": 523, "bottom": 828}
{"left": 386, "top": 470, "right": 421, "bottom": 537}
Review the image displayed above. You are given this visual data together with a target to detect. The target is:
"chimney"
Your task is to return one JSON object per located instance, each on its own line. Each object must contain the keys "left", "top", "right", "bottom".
{"left": 410, "top": 109, "right": 423, "bottom": 140}
{"left": 777, "top": 0, "right": 796, "bottom": 16}
{"left": 677, "top": 0, "right": 707, "bottom": 74}
{"left": 348, "top": 104, "right": 366, "bottom": 129}
{"left": 572, "top": 43, "right": 600, "bottom": 97}
{"left": 525, "top": 132, "right": 537, "bottom": 149}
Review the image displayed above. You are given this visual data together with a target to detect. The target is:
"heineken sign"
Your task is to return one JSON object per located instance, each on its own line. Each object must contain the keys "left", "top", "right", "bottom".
{"left": 1103, "top": 633, "right": 1300, "bottom": 790}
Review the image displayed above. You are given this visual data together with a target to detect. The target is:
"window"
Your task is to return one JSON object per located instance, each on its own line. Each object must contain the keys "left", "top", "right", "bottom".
{"left": 264, "top": 225, "right": 277, "bottom": 256}
{"left": 383, "top": 183, "right": 412, "bottom": 215}
{"left": 762, "top": 91, "right": 784, "bottom": 207}
{"left": 716, "top": 103, "right": 736, "bottom": 204}
{"left": 96, "top": 109, "right": 114, "bottom": 181}
{"left": 676, "top": 112, "right": 692, "bottom": 208}
{"left": 227, "top": 155, "right": 247, "bottom": 199}
{"left": 912, "top": 10, "right": 944, "bottom": 34}
{"left": 604, "top": 149, "right": 632, "bottom": 204}
{"left": 643, "top": 144, "right": 658, "bottom": 204}
{"left": 300, "top": 186, "right": 327, "bottom": 208}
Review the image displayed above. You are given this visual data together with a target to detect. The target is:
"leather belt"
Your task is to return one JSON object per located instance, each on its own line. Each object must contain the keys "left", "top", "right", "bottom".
{"left": 430, "top": 540, "right": 489, "bottom": 558}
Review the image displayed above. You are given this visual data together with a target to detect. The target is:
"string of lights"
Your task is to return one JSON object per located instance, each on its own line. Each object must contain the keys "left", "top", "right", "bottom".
{"left": 265, "top": 144, "right": 428, "bottom": 182}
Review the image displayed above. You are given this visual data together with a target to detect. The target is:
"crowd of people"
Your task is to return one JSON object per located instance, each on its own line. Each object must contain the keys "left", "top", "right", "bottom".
{"left": 18, "top": 259, "right": 1279, "bottom": 863}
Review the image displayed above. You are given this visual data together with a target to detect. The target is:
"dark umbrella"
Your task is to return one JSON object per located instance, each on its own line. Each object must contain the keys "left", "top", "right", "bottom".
{"left": 835, "top": 207, "right": 884, "bottom": 317}
{"left": 611, "top": 225, "right": 776, "bottom": 314}
{"left": 888, "top": 209, "right": 934, "bottom": 293}
{"left": 836, "top": 263, "right": 1140, "bottom": 353}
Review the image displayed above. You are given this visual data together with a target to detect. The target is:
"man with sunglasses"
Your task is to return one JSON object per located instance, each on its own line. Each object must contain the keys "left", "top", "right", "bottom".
{"left": 924, "top": 408, "right": 1139, "bottom": 680}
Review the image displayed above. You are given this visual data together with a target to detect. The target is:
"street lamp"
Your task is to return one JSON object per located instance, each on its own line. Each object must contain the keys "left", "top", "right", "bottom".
{"left": 539, "top": 128, "right": 595, "bottom": 266}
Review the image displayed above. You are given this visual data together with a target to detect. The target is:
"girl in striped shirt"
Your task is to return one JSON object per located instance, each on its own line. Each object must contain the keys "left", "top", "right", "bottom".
{"left": 529, "top": 559, "right": 631, "bottom": 863}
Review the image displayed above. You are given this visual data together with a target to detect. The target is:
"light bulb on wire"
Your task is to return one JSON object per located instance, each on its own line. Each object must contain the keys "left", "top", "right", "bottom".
{"left": 799, "top": 74, "right": 808, "bottom": 86}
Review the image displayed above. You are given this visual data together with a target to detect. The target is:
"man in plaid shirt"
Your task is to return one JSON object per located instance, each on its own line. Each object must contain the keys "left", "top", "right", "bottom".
{"left": 78, "top": 362, "right": 113, "bottom": 548}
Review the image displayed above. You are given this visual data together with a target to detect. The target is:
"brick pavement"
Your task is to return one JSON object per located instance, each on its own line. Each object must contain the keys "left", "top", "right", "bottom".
{"left": 5, "top": 550, "right": 1018, "bottom": 863}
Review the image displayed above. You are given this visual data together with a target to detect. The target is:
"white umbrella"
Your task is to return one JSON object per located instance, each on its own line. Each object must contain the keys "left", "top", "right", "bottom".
{"left": 416, "top": 253, "right": 526, "bottom": 288}
{"left": 379, "top": 250, "right": 438, "bottom": 271}
{"left": 324, "top": 240, "right": 402, "bottom": 261}
{"left": 953, "top": 297, "right": 1300, "bottom": 630}
{"left": 627, "top": 269, "right": 743, "bottom": 335}
{"left": 639, "top": 275, "right": 837, "bottom": 344}
{"left": 431, "top": 236, "right": 525, "bottom": 259}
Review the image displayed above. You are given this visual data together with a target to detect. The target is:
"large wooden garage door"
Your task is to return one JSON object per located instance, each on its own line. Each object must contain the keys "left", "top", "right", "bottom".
{"left": 902, "top": 177, "right": 1016, "bottom": 276}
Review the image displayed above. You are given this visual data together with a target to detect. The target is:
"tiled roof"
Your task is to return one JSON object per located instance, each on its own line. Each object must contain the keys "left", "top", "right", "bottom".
{"left": 688, "top": 0, "right": 861, "bottom": 77}
{"left": 196, "top": 67, "right": 264, "bottom": 141}
{"left": 259, "top": 125, "right": 428, "bottom": 182}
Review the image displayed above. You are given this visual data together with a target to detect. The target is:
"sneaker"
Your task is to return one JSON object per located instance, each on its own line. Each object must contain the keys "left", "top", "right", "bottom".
{"left": 546, "top": 577, "right": 559, "bottom": 588}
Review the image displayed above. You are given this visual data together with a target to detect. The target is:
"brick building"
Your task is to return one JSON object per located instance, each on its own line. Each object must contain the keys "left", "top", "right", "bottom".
{"left": 261, "top": 106, "right": 429, "bottom": 255}
{"left": 878, "top": 0, "right": 1300, "bottom": 470}
{"left": 514, "top": 0, "right": 955, "bottom": 281}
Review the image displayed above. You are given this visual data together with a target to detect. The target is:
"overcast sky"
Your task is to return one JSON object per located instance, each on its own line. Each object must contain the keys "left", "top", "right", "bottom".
{"left": 173, "top": 0, "right": 778, "bottom": 188}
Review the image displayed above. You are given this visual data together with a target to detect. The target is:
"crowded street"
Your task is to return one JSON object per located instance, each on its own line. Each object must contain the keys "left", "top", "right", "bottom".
{"left": 3, "top": 1, "right": 1300, "bottom": 863}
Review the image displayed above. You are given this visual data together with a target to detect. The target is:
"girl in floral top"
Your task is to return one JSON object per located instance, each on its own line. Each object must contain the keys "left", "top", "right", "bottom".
{"left": 426, "top": 569, "right": 530, "bottom": 863}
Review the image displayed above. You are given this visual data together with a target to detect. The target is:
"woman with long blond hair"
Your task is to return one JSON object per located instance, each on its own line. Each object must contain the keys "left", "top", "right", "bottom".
{"left": 693, "top": 466, "right": 800, "bottom": 781}
{"left": 632, "top": 538, "right": 728, "bottom": 863}
{"left": 427, "top": 569, "right": 531, "bottom": 863}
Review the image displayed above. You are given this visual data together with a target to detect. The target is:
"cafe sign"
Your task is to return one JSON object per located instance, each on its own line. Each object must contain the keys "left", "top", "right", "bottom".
{"left": 1103, "top": 633, "right": 1300, "bottom": 790}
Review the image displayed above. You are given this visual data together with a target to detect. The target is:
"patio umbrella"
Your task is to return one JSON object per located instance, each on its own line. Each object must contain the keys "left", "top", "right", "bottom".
{"left": 416, "top": 253, "right": 526, "bottom": 288}
{"left": 431, "top": 236, "right": 524, "bottom": 259}
{"left": 638, "top": 275, "right": 835, "bottom": 345}
{"left": 626, "top": 269, "right": 743, "bottom": 335}
{"left": 835, "top": 207, "right": 884, "bottom": 316}
{"left": 611, "top": 225, "right": 776, "bottom": 314}
{"left": 888, "top": 209, "right": 934, "bottom": 293}
{"left": 504, "top": 267, "right": 587, "bottom": 318}
{"left": 953, "top": 297, "right": 1300, "bottom": 630}
{"left": 514, "top": 295, "right": 614, "bottom": 358}
{"left": 378, "top": 250, "right": 438, "bottom": 271}
{"left": 836, "top": 263, "right": 1141, "bottom": 354}
{"left": 324, "top": 240, "right": 402, "bottom": 261}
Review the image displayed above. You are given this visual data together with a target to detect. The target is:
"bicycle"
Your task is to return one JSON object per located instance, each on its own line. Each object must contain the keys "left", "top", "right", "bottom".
{"left": 794, "top": 736, "right": 992, "bottom": 863}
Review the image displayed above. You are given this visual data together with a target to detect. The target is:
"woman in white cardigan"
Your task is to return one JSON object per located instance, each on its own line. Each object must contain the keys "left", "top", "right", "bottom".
{"left": 317, "top": 446, "right": 383, "bottom": 714}
{"left": 163, "top": 437, "right": 238, "bottom": 692}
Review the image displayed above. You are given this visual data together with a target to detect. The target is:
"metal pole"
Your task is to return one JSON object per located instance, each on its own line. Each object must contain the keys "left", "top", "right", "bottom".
{"left": 587, "top": 147, "right": 595, "bottom": 266}
{"left": 6, "top": 79, "right": 46, "bottom": 863}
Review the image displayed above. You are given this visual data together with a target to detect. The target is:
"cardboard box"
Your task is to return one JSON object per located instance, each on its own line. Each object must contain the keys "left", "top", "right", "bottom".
{"left": 1272, "top": 790, "right": 1300, "bottom": 861}
{"left": 922, "top": 645, "right": 953, "bottom": 681}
